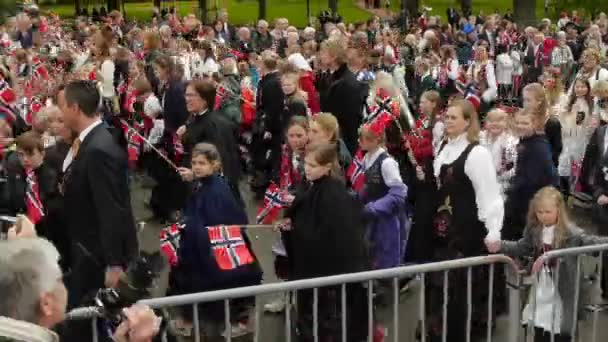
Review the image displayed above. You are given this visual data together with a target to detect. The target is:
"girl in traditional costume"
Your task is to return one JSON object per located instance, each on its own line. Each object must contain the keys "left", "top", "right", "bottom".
{"left": 428, "top": 99, "right": 504, "bottom": 341}
{"left": 404, "top": 90, "right": 443, "bottom": 263}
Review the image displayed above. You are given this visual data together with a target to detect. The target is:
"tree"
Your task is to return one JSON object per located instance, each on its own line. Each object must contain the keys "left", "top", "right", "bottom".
{"left": 514, "top": 0, "right": 537, "bottom": 26}
{"left": 461, "top": 0, "right": 472, "bottom": 17}
{"left": 404, "top": 0, "right": 418, "bottom": 19}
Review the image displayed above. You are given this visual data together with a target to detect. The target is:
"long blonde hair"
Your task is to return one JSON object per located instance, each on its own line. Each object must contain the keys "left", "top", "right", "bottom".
{"left": 523, "top": 83, "right": 549, "bottom": 131}
{"left": 526, "top": 186, "right": 572, "bottom": 249}
{"left": 311, "top": 113, "right": 340, "bottom": 143}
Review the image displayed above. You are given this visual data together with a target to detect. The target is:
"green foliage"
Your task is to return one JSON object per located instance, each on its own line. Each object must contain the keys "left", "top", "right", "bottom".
{"left": 40, "top": 0, "right": 549, "bottom": 26}
{"left": 550, "top": 0, "right": 606, "bottom": 19}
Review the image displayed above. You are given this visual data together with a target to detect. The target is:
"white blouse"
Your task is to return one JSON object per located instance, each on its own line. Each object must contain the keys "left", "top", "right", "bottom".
{"left": 479, "top": 131, "right": 518, "bottom": 195}
{"left": 99, "top": 59, "right": 115, "bottom": 98}
{"left": 363, "top": 147, "right": 404, "bottom": 188}
{"left": 433, "top": 133, "right": 504, "bottom": 241}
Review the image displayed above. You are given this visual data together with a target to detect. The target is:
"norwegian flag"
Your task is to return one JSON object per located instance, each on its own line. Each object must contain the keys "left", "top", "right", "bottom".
{"left": 214, "top": 84, "right": 226, "bottom": 111}
{"left": 207, "top": 225, "right": 255, "bottom": 270}
{"left": 346, "top": 149, "right": 366, "bottom": 192}
{"left": 25, "top": 169, "right": 45, "bottom": 224}
{"left": 120, "top": 120, "right": 143, "bottom": 167}
{"left": 0, "top": 79, "right": 16, "bottom": 106}
{"left": 172, "top": 133, "right": 184, "bottom": 163}
{"left": 256, "top": 183, "right": 287, "bottom": 224}
{"left": 31, "top": 58, "right": 50, "bottom": 81}
{"left": 26, "top": 97, "right": 43, "bottom": 126}
{"left": 159, "top": 222, "right": 185, "bottom": 266}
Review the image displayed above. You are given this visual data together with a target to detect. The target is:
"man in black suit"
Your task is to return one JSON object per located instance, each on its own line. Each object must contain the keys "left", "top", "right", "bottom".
{"left": 319, "top": 40, "right": 364, "bottom": 154}
{"left": 250, "top": 51, "right": 285, "bottom": 195}
{"left": 57, "top": 80, "right": 138, "bottom": 315}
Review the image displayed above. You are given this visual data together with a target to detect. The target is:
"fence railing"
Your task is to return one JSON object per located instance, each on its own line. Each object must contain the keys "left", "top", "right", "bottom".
{"left": 522, "top": 243, "right": 608, "bottom": 342}
{"left": 69, "top": 245, "right": 608, "bottom": 342}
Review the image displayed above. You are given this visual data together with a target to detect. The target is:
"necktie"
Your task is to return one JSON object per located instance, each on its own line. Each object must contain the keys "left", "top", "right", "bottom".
{"left": 72, "top": 138, "right": 81, "bottom": 159}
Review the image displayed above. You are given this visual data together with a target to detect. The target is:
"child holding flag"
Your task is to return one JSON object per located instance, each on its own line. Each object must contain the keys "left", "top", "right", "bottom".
{"left": 355, "top": 88, "right": 409, "bottom": 272}
{"left": 170, "top": 143, "right": 262, "bottom": 337}
{"left": 259, "top": 116, "right": 309, "bottom": 313}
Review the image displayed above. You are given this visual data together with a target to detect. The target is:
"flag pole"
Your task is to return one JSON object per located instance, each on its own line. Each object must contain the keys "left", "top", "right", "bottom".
{"left": 119, "top": 119, "right": 180, "bottom": 172}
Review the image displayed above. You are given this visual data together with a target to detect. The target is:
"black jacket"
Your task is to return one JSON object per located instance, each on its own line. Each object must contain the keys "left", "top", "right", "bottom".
{"left": 581, "top": 123, "right": 608, "bottom": 195}
{"left": 256, "top": 71, "right": 285, "bottom": 138}
{"left": 182, "top": 111, "right": 241, "bottom": 186}
{"left": 160, "top": 80, "right": 189, "bottom": 132}
{"left": 63, "top": 124, "right": 138, "bottom": 268}
{"left": 286, "top": 176, "right": 369, "bottom": 279}
{"left": 5, "top": 155, "right": 60, "bottom": 239}
{"left": 320, "top": 64, "right": 364, "bottom": 154}
{"left": 544, "top": 116, "right": 563, "bottom": 167}
{"left": 505, "top": 134, "right": 559, "bottom": 232}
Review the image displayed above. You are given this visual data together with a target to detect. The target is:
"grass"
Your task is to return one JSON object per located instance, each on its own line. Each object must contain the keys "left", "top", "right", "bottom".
{"left": 41, "top": 0, "right": 370, "bottom": 27}
{"left": 42, "top": 0, "right": 550, "bottom": 27}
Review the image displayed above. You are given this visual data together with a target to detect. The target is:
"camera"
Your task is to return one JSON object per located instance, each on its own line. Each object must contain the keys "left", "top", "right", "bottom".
{"left": 598, "top": 98, "right": 607, "bottom": 109}
{"left": 70, "top": 251, "right": 165, "bottom": 328}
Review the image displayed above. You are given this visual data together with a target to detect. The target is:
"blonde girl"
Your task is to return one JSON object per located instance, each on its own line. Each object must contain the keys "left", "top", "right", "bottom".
{"left": 558, "top": 78, "right": 595, "bottom": 192}
{"left": 309, "top": 113, "right": 352, "bottom": 169}
{"left": 489, "top": 186, "right": 608, "bottom": 342}
{"left": 523, "top": 83, "right": 562, "bottom": 167}
{"left": 542, "top": 71, "right": 567, "bottom": 116}
{"left": 280, "top": 70, "right": 308, "bottom": 117}
{"left": 480, "top": 109, "right": 518, "bottom": 195}
{"left": 357, "top": 123, "right": 407, "bottom": 271}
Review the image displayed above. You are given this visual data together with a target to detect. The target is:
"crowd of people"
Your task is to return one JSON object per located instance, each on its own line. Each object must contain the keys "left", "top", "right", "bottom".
{"left": 2, "top": 3, "right": 608, "bottom": 342}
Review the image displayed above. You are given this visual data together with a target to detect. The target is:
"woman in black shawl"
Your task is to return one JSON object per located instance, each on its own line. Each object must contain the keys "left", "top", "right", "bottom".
{"left": 284, "top": 143, "right": 369, "bottom": 342}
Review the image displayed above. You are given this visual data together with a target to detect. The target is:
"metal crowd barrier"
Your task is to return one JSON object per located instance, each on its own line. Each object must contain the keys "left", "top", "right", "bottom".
{"left": 73, "top": 254, "right": 520, "bottom": 342}
{"left": 71, "top": 245, "right": 608, "bottom": 342}
{"left": 516, "top": 243, "right": 608, "bottom": 342}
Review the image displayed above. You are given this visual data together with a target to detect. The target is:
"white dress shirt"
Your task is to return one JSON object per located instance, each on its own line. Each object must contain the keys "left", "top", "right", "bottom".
{"left": 62, "top": 119, "right": 103, "bottom": 172}
{"left": 433, "top": 133, "right": 504, "bottom": 241}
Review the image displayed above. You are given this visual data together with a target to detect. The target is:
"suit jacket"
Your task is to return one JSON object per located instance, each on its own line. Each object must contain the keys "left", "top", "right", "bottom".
{"left": 256, "top": 71, "right": 285, "bottom": 138}
{"left": 591, "top": 125, "right": 608, "bottom": 199}
{"left": 580, "top": 123, "right": 607, "bottom": 195}
{"left": 63, "top": 124, "right": 138, "bottom": 268}
{"left": 320, "top": 64, "right": 365, "bottom": 154}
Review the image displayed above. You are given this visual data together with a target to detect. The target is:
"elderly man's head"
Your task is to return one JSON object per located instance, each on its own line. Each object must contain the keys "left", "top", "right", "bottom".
{"left": 0, "top": 238, "right": 66, "bottom": 328}
{"left": 302, "top": 27, "right": 316, "bottom": 41}
{"left": 257, "top": 20, "right": 269, "bottom": 33}
{"left": 159, "top": 25, "right": 172, "bottom": 39}
{"left": 238, "top": 27, "right": 251, "bottom": 41}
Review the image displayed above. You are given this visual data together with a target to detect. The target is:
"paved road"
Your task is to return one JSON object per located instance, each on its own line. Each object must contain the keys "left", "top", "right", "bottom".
{"left": 129, "top": 178, "right": 608, "bottom": 342}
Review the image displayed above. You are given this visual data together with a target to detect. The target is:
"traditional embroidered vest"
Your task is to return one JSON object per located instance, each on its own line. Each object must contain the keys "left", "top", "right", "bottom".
{"left": 364, "top": 152, "right": 390, "bottom": 202}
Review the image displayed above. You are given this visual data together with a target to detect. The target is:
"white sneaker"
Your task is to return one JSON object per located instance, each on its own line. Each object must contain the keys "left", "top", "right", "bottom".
{"left": 263, "top": 297, "right": 286, "bottom": 313}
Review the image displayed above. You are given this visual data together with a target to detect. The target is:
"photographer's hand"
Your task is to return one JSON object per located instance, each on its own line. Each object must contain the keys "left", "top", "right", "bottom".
{"left": 105, "top": 266, "right": 124, "bottom": 288}
{"left": 7, "top": 215, "right": 36, "bottom": 240}
{"left": 113, "top": 305, "right": 161, "bottom": 342}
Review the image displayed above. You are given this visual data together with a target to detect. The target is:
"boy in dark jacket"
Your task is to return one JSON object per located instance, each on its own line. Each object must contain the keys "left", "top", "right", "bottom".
{"left": 6, "top": 131, "right": 61, "bottom": 254}
{"left": 456, "top": 31, "right": 473, "bottom": 66}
